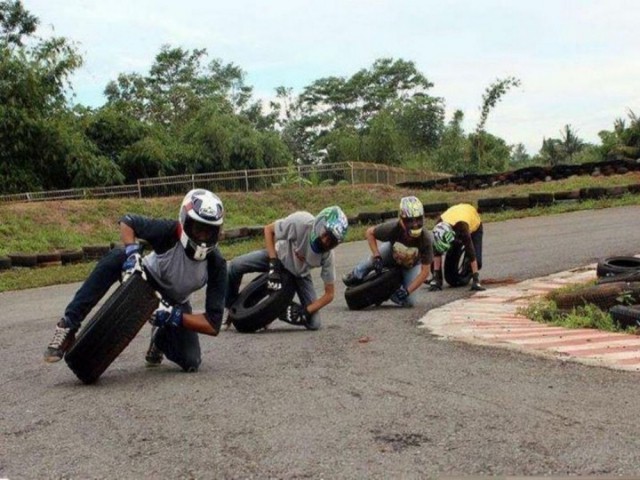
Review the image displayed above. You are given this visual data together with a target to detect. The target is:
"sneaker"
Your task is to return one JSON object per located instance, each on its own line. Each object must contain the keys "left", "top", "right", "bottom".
{"left": 342, "top": 272, "right": 362, "bottom": 287}
{"left": 145, "top": 327, "right": 164, "bottom": 366}
{"left": 44, "top": 319, "right": 76, "bottom": 363}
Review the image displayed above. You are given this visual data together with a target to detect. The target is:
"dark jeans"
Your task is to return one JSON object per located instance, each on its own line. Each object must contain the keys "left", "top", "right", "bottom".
{"left": 63, "top": 248, "right": 201, "bottom": 372}
{"left": 471, "top": 224, "right": 483, "bottom": 270}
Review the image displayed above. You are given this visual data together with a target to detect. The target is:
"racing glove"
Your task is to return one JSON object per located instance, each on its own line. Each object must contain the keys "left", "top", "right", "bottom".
{"left": 122, "top": 243, "right": 143, "bottom": 278}
{"left": 428, "top": 270, "right": 443, "bottom": 291}
{"left": 150, "top": 300, "right": 184, "bottom": 328}
{"left": 372, "top": 255, "right": 384, "bottom": 274}
{"left": 280, "top": 302, "right": 312, "bottom": 326}
{"left": 267, "top": 258, "right": 284, "bottom": 291}
{"left": 470, "top": 272, "right": 486, "bottom": 291}
{"left": 390, "top": 285, "right": 410, "bottom": 307}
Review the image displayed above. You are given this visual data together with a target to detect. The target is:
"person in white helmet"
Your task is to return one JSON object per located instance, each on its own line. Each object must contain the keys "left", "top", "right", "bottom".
{"left": 342, "top": 196, "right": 433, "bottom": 307}
{"left": 43, "top": 189, "right": 227, "bottom": 373}
{"left": 429, "top": 203, "right": 485, "bottom": 292}
{"left": 226, "top": 206, "right": 349, "bottom": 330}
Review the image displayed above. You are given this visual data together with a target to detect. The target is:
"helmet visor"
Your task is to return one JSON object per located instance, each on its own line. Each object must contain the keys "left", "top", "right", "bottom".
{"left": 311, "top": 230, "right": 339, "bottom": 253}
{"left": 185, "top": 218, "right": 220, "bottom": 246}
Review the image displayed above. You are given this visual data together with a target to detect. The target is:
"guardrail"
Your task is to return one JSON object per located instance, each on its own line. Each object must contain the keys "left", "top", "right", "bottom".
{"left": 0, "top": 162, "right": 443, "bottom": 204}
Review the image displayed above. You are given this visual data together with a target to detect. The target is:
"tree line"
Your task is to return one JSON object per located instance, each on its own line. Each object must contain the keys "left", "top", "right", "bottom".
{"left": 1, "top": 1, "right": 638, "bottom": 194}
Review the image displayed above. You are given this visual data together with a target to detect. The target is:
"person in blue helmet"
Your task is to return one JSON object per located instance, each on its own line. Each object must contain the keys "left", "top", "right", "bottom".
{"left": 225, "top": 206, "right": 348, "bottom": 330}
{"left": 342, "top": 196, "right": 433, "bottom": 307}
{"left": 43, "top": 189, "right": 227, "bottom": 373}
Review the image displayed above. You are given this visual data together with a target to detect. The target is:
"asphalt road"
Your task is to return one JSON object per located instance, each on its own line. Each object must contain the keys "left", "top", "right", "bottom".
{"left": 2, "top": 206, "right": 640, "bottom": 479}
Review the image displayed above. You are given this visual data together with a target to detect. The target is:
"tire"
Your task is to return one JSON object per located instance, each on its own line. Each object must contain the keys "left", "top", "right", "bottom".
{"left": 444, "top": 241, "right": 473, "bottom": 287}
{"left": 64, "top": 273, "right": 159, "bottom": 384}
{"left": 597, "top": 271, "right": 640, "bottom": 285}
{"left": 8, "top": 253, "right": 38, "bottom": 268}
{"left": 609, "top": 305, "right": 640, "bottom": 329}
{"left": 82, "top": 245, "right": 111, "bottom": 261}
{"left": 60, "top": 249, "right": 84, "bottom": 265}
{"left": 37, "top": 252, "right": 62, "bottom": 267}
{"left": 229, "top": 271, "right": 296, "bottom": 333}
{"left": 344, "top": 268, "right": 403, "bottom": 311}
{"left": 553, "top": 282, "right": 640, "bottom": 310}
{"left": 596, "top": 256, "right": 640, "bottom": 278}
{"left": 0, "top": 256, "right": 11, "bottom": 270}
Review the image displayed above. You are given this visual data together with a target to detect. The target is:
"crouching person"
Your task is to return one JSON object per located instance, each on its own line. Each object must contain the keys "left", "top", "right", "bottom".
{"left": 226, "top": 206, "right": 348, "bottom": 330}
{"left": 43, "top": 189, "right": 227, "bottom": 373}
{"left": 342, "top": 196, "right": 433, "bottom": 307}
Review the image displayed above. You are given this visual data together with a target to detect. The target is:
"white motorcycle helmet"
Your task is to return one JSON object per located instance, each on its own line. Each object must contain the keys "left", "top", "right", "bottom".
{"left": 178, "top": 189, "right": 224, "bottom": 261}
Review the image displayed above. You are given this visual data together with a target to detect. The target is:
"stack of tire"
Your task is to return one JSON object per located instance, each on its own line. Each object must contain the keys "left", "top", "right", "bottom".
{"left": 597, "top": 257, "right": 640, "bottom": 329}
{"left": 553, "top": 256, "right": 640, "bottom": 329}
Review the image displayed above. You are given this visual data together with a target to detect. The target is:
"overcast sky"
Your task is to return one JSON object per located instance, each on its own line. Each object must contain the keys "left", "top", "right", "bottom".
{"left": 24, "top": 0, "right": 640, "bottom": 154}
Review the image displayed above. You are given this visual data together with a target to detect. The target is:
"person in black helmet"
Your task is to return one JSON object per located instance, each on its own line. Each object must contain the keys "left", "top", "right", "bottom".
{"left": 43, "top": 189, "right": 227, "bottom": 373}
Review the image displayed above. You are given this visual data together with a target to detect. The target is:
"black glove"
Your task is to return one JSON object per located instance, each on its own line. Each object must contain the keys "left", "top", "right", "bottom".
{"left": 280, "top": 302, "right": 311, "bottom": 326}
{"left": 470, "top": 272, "right": 486, "bottom": 291}
{"left": 267, "top": 258, "right": 284, "bottom": 291}
{"left": 372, "top": 255, "right": 384, "bottom": 274}
{"left": 428, "top": 270, "right": 443, "bottom": 291}
{"left": 390, "top": 285, "right": 410, "bottom": 306}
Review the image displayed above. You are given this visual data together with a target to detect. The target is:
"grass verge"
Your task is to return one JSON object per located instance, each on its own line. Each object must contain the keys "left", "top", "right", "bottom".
{"left": 519, "top": 281, "right": 639, "bottom": 334}
{"left": 1, "top": 172, "right": 640, "bottom": 292}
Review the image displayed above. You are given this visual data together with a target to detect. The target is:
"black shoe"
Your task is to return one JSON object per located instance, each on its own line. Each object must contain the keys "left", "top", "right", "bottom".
{"left": 145, "top": 327, "right": 164, "bottom": 366}
{"left": 342, "top": 272, "right": 362, "bottom": 287}
{"left": 44, "top": 319, "right": 76, "bottom": 363}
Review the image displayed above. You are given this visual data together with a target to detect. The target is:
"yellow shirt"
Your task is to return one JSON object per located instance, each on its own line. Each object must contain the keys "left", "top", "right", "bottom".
{"left": 441, "top": 204, "right": 481, "bottom": 233}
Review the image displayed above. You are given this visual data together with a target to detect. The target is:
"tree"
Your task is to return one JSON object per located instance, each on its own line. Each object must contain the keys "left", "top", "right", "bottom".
{"left": 104, "top": 45, "right": 256, "bottom": 128}
{"left": 472, "top": 76, "right": 521, "bottom": 171}
{"left": 559, "top": 124, "right": 585, "bottom": 162}
{"left": 510, "top": 143, "right": 531, "bottom": 165}
{"left": 431, "top": 110, "right": 469, "bottom": 174}
{"left": 291, "top": 57, "right": 439, "bottom": 164}
{"left": 0, "top": 0, "right": 90, "bottom": 193}
{"left": 0, "top": 0, "right": 37, "bottom": 46}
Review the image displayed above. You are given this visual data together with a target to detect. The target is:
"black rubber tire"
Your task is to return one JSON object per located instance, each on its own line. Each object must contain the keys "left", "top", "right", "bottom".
{"left": 344, "top": 268, "right": 403, "bottom": 311}
{"left": 597, "top": 271, "right": 640, "bottom": 284}
{"left": 609, "top": 305, "right": 640, "bottom": 329}
{"left": 229, "top": 271, "right": 296, "bottom": 333}
{"left": 60, "top": 249, "right": 84, "bottom": 265}
{"left": 37, "top": 252, "right": 62, "bottom": 267}
{"left": 0, "top": 256, "right": 11, "bottom": 270}
{"left": 596, "top": 256, "right": 640, "bottom": 278}
{"left": 8, "top": 253, "right": 38, "bottom": 267}
{"left": 553, "top": 282, "right": 640, "bottom": 310}
{"left": 443, "top": 241, "right": 473, "bottom": 287}
{"left": 82, "top": 245, "right": 111, "bottom": 261}
{"left": 64, "top": 273, "right": 159, "bottom": 384}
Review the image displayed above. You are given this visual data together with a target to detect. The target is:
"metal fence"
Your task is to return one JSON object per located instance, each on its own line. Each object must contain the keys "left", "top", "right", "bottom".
{"left": 0, "top": 162, "right": 445, "bottom": 204}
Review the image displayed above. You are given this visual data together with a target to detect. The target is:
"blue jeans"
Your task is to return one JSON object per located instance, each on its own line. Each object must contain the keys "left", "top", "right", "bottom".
{"left": 226, "top": 249, "right": 321, "bottom": 330}
{"left": 63, "top": 248, "right": 201, "bottom": 372}
{"left": 351, "top": 242, "right": 421, "bottom": 307}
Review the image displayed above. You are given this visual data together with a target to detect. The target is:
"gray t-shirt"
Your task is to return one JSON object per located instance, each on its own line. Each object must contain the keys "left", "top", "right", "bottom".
{"left": 274, "top": 211, "right": 336, "bottom": 284}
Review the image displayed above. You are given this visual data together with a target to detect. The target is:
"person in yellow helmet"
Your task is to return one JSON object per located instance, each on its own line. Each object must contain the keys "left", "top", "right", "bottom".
{"left": 343, "top": 196, "right": 433, "bottom": 307}
{"left": 429, "top": 203, "right": 485, "bottom": 292}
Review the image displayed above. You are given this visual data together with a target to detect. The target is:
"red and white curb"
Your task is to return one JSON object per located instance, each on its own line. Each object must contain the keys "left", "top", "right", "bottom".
{"left": 418, "top": 266, "right": 640, "bottom": 372}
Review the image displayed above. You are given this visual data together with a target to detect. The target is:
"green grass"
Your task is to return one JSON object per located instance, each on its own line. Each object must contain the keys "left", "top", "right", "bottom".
{"left": 519, "top": 282, "right": 639, "bottom": 334}
{"left": 1, "top": 172, "right": 640, "bottom": 292}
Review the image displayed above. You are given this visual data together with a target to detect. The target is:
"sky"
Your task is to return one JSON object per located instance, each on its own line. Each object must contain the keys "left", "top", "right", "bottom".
{"left": 23, "top": 0, "right": 640, "bottom": 154}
